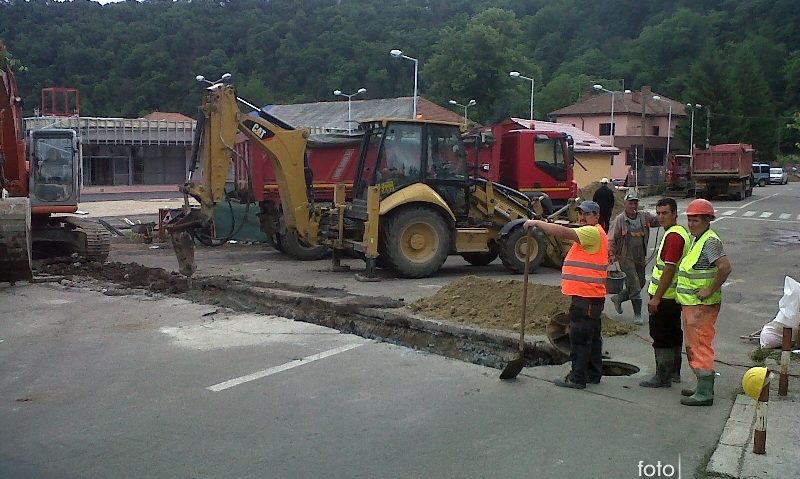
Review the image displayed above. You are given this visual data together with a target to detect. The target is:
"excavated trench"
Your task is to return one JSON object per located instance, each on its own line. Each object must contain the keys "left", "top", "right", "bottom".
{"left": 36, "top": 261, "right": 633, "bottom": 372}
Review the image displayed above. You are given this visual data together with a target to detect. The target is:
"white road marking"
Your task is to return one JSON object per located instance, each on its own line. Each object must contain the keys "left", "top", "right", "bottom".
{"left": 759, "top": 212, "right": 773, "bottom": 218}
{"left": 722, "top": 210, "right": 736, "bottom": 216}
{"left": 739, "top": 192, "right": 780, "bottom": 209}
{"left": 716, "top": 216, "right": 800, "bottom": 224}
{"left": 779, "top": 213, "right": 791, "bottom": 220}
{"left": 207, "top": 343, "right": 364, "bottom": 392}
{"left": 743, "top": 211, "right": 756, "bottom": 217}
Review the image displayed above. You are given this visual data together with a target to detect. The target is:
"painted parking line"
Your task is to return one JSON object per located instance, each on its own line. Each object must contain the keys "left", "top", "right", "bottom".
{"left": 760, "top": 212, "right": 773, "bottom": 218}
{"left": 743, "top": 211, "right": 756, "bottom": 217}
{"left": 722, "top": 210, "right": 736, "bottom": 216}
{"left": 779, "top": 213, "right": 791, "bottom": 220}
{"left": 207, "top": 343, "right": 364, "bottom": 392}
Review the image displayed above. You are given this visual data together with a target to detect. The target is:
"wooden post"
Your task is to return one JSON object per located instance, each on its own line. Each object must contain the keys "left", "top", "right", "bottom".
{"left": 753, "top": 374, "right": 770, "bottom": 455}
{"left": 779, "top": 327, "right": 792, "bottom": 396}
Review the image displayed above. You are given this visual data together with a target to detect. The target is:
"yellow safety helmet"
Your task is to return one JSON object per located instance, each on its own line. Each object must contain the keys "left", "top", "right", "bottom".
{"left": 742, "top": 367, "right": 768, "bottom": 400}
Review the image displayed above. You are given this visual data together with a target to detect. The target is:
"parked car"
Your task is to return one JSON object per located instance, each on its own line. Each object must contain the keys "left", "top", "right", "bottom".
{"left": 753, "top": 163, "right": 771, "bottom": 187}
{"left": 770, "top": 167, "right": 788, "bottom": 185}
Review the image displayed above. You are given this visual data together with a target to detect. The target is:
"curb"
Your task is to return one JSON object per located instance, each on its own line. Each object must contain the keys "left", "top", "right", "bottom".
{"left": 706, "top": 394, "right": 756, "bottom": 478}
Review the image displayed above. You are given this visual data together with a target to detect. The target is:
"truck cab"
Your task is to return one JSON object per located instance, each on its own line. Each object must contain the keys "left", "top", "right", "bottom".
{"left": 466, "top": 119, "right": 577, "bottom": 214}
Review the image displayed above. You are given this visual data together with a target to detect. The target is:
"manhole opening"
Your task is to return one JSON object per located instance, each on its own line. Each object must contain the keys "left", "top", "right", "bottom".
{"left": 602, "top": 360, "right": 639, "bottom": 376}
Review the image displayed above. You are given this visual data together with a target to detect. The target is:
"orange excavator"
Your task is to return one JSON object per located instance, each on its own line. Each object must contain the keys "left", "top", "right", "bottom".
{"left": 0, "top": 43, "right": 109, "bottom": 282}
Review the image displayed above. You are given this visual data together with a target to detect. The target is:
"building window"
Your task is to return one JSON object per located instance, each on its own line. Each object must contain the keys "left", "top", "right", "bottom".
{"left": 652, "top": 126, "right": 660, "bottom": 136}
{"left": 599, "top": 123, "right": 615, "bottom": 135}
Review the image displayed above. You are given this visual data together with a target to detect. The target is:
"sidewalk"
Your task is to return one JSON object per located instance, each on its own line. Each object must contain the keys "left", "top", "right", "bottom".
{"left": 707, "top": 388, "right": 799, "bottom": 478}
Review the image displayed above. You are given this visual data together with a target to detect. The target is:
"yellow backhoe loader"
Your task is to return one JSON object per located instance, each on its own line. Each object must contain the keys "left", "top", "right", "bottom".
{"left": 167, "top": 75, "right": 578, "bottom": 279}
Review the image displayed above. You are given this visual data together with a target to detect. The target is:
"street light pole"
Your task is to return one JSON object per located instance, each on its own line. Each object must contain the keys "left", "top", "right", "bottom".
{"left": 652, "top": 95, "right": 672, "bottom": 162}
{"left": 509, "top": 71, "right": 535, "bottom": 120}
{"left": 593, "top": 84, "right": 615, "bottom": 145}
{"left": 687, "top": 103, "right": 702, "bottom": 155}
{"left": 333, "top": 88, "right": 367, "bottom": 134}
{"left": 449, "top": 99, "right": 476, "bottom": 127}
{"left": 705, "top": 106, "right": 711, "bottom": 149}
{"left": 390, "top": 49, "right": 419, "bottom": 119}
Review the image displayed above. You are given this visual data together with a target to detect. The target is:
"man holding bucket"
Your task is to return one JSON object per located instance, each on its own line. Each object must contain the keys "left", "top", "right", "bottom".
{"left": 608, "top": 190, "right": 659, "bottom": 325}
{"left": 640, "top": 198, "right": 690, "bottom": 388}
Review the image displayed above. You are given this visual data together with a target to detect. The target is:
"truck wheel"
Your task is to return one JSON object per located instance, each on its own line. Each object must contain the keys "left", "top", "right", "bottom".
{"left": 280, "top": 230, "right": 330, "bottom": 261}
{"left": 498, "top": 226, "right": 546, "bottom": 274}
{"left": 380, "top": 206, "right": 451, "bottom": 278}
{"left": 461, "top": 243, "right": 499, "bottom": 266}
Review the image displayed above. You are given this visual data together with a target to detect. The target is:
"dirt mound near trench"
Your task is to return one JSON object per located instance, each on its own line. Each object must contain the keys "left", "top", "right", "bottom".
{"left": 40, "top": 261, "right": 188, "bottom": 293}
{"left": 409, "top": 276, "right": 634, "bottom": 336}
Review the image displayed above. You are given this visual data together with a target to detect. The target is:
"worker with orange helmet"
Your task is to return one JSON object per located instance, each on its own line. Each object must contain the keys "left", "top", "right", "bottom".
{"left": 676, "top": 198, "right": 732, "bottom": 406}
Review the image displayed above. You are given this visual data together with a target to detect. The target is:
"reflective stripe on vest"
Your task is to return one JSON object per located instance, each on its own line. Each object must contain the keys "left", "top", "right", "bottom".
{"left": 676, "top": 228, "right": 722, "bottom": 306}
{"left": 561, "top": 224, "right": 609, "bottom": 298}
{"left": 647, "top": 225, "right": 690, "bottom": 299}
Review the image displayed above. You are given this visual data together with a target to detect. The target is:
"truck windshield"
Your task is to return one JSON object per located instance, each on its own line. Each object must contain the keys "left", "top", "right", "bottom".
{"left": 533, "top": 136, "right": 567, "bottom": 181}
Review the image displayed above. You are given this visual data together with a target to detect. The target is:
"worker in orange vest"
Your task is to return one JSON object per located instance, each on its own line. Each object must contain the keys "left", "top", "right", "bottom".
{"left": 525, "top": 200, "right": 608, "bottom": 389}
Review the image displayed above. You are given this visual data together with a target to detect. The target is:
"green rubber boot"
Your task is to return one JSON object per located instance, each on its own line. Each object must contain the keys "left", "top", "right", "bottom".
{"left": 681, "top": 373, "right": 714, "bottom": 406}
{"left": 640, "top": 348, "right": 673, "bottom": 388}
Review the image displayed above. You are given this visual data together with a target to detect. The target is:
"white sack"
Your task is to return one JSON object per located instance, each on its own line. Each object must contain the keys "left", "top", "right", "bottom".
{"left": 772, "top": 276, "right": 800, "bottom": 329}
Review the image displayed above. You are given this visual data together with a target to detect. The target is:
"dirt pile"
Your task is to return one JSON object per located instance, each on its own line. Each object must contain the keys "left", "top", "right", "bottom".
{"left": 40, "top": 261, "right": 189, "bottom": 293}
{"left": 409, "top": 276, "right": 634, "bottom": 336}
{"left": 579, "top": 181, "right": 626, "bottom": 218}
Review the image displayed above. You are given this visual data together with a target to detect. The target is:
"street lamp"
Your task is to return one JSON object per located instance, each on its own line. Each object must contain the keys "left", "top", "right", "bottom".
{"left": 333, "top": 88, "right": 366, "bottom": 134}
{"left": 687, "top": 103, "right": 702, "bottom": 154}
{"left": 390, "top": 49, "right": 418, "bottom": 119}
{"left": 593, "top": 84, "right": 616, "bottom": 145}
{"left": 652, "top": 95, "right": 672, "bottom": 163}
{"left": 509, "top": 71, "right": 535, "bottom": 120}
{"left": 448, "top": 99, "right": 476, "bottom": 127}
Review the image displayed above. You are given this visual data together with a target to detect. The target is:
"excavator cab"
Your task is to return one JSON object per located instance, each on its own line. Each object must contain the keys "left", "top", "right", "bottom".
{"left": 28, "top": 129, "right": 80, "bottom": 207}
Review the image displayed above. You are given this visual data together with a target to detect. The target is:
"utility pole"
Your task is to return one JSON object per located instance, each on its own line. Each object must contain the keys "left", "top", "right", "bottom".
{"left": 705, "top": 106, "right": 711, "bottom": 149}
{"left": 639, "top": 90, "right": 646, "bottom": 194}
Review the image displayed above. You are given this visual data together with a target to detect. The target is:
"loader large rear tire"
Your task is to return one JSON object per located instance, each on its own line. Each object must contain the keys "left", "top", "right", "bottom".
{"left": 498, "top": 226, "right": 546, "bottom": 274}
{"left": 380, "top": 206, "right": 451, "bottom": 278}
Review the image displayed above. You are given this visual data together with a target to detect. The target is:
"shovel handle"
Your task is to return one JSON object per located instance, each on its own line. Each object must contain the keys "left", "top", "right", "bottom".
{"left": 519, "top": 227, "right": 533, "bottom": 353}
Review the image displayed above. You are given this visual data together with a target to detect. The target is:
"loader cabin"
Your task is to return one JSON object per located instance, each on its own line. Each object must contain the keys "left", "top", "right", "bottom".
{"left": 354, "top": 119, "right": 470, "bottom": 218}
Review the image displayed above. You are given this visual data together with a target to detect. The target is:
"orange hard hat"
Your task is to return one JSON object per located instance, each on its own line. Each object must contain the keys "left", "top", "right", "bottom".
{"left": 686, "top": 198, "right": 715, "bottom": 218}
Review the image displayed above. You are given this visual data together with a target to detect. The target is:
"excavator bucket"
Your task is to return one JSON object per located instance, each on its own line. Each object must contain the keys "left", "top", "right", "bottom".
{"left": 170, "top": 231, "right": 196, "bottom": 278}
{"left": 0, "top": 197, "right": 33, "bottom": 282}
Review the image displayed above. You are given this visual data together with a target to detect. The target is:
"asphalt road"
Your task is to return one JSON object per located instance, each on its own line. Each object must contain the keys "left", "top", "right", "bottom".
{"left": 1, "top": 182, "right": 798, "bottom": 478}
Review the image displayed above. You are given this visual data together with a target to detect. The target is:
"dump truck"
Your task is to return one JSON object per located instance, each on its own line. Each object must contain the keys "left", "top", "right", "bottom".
{"left": 692, "top": 144, "right": 754, "bottom": 200}
{"left": 167, "top": 75, "right": 580, "bottom": 280}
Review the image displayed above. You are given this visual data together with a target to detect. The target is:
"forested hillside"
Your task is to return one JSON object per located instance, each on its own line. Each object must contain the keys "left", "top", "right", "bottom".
{"left": 2, "top": 0, "right": 799, "bottom": 158}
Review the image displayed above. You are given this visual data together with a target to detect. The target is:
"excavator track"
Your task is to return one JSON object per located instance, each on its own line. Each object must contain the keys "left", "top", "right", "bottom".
{"left": 58, "top": 216, "right": 112, "bottom": 261}
{"left": 0, "top": 197, "right": 34, "bottom": 282}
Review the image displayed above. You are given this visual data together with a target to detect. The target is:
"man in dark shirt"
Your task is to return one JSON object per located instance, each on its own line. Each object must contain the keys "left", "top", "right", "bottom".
{"left": 592, "top": 178, "right": 615, "bottom": 232}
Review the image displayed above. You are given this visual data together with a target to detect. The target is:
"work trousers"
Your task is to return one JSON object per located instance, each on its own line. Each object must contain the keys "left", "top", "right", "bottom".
{"left": 617, "top": 253, "right": 646, "bottom": 302}
{"left": 568, "top": 296, "right": 604, "bottom": 384}
{"left": 648, "top": 296, "right": 683, "bottom": 349}
{"left": 682, "top": 304, "right": 720, "bottom": 374}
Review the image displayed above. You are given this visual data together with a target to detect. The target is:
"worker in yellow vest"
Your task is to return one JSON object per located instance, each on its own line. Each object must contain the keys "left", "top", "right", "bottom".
{"left": 676, "top": 199, "right": 732, "bottom": 406}
{"left": 640, "top": 198, "right": 691, "bottom": 388}
{"left": 526, "top": 200, "right": 608, "bottom": 389}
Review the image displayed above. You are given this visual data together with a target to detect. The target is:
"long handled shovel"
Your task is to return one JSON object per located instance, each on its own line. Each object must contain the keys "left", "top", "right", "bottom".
{"left": 500, "top": 226, "right": 534, "bottom": 380}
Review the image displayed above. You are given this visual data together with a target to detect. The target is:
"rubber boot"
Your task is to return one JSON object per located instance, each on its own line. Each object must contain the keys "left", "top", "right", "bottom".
{"left": 639, "top": 348, "right": 673, "bottom": 388}
{"left": 611, "top": 288, "right": 626, "bottom": 315}
{"left": 631, "top": 298, "right": 644, "bottom": 325}
{"left": 681, "top": 373, "right": 714, "bottom": 406}
{"left": 671, "top": 346, "right": 682, "bottom": 383}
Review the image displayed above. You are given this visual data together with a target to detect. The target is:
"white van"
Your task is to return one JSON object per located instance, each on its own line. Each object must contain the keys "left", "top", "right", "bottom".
{"left": 770, "top": 167, "right": 788, "bottom": 185}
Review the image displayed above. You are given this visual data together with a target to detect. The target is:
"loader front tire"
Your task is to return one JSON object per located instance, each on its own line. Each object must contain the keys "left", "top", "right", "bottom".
{"left": 498, "top": 226, "right": 546, "bottom": 274}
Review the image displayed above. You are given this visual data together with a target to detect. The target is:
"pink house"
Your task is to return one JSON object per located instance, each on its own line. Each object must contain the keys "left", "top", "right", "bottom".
{"left": 549, "top": 86, "right": 686, "bottom": 185}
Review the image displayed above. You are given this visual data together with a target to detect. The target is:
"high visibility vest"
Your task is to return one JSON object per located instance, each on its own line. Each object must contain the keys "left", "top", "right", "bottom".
{"left": 562, "top": 224, "right": 608, "bottom": 298}
{"left": 647, "top": 224, "right": 691, "bottom": 299}
{"left": 676, "top": 229, "right": 722, "bottom": 306}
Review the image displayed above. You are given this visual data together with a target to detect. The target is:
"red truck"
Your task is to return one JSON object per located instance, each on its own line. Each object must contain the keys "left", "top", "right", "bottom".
{"left": 692, "top": 144, "right": 754, "bottom": 201}
{"left": 465, "top": 118, "right": 577, "bottom": 214}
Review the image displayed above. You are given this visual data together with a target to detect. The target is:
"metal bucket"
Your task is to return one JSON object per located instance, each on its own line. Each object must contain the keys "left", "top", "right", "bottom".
{"left": 606, "top": 269, "right": 626, "bottom": 295}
